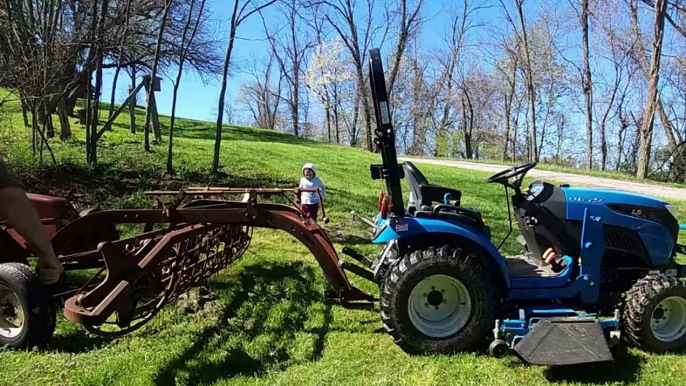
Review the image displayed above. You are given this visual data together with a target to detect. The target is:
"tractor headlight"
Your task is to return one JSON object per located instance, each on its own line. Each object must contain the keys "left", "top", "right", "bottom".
{"left": 666, "top": 204, "right": 679, "bottom": 220}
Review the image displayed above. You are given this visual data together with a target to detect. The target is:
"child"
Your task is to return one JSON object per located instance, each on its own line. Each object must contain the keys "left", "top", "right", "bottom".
{"left": 299, "top": 163, "right": 326, "bottom": 220}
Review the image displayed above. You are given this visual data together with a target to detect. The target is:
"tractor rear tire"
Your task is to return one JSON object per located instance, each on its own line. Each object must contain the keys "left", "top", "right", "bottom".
{"left": 0, "top": 263, "right": 56, "bottom": 348}
{"left": 622, "top": 275, "right": 686, "bottom": 352}
{"left": 380, "top": 246, "right": 494, "bottom": 354}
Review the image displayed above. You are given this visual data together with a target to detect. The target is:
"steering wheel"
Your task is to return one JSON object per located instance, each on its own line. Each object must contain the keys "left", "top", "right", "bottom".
{"left": 487, "top": 162, "right": 537, "bottom": 188}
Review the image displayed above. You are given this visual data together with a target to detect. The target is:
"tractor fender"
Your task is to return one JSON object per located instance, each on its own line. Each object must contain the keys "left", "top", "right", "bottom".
{"left": 373, "top": 216, "right": 510, "bottom": 287}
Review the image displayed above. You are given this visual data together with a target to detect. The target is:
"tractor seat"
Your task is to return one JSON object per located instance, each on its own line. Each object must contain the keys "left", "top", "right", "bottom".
{"left": 415, "top": 206, "right": 491, "bottom": 238}
{"left": 403, "top": 161, "right": 462, "bottom": 209}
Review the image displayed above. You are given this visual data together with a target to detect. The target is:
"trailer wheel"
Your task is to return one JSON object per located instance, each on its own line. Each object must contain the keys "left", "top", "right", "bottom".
{"left": 622, "top": 275, "right": 686, "bottom": 352}
{"left": 380, "top": 246, "right": 494, "bottom": 354}
{"left": 0, "top": 263, "right": 56, "bottom": 348}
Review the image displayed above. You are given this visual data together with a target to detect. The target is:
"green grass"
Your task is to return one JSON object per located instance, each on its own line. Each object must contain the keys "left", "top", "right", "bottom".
{"left": 1, "top": 91, "right": 686, "bottom": 386}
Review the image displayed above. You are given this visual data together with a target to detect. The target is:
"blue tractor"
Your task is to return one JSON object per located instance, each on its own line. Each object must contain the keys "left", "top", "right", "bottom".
{"left": 348, "top": 49, "right": 686, "bottom": 366}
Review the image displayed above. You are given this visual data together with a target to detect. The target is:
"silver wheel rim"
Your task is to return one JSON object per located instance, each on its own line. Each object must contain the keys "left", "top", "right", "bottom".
{"left": 408, "top": 274, "right": 472, "bottom": 338}
{"left": 0, "top": 284, "right": 24, "bottom": 339}
{"left": 650, "top": 296, "right": 686, "bottom": 343}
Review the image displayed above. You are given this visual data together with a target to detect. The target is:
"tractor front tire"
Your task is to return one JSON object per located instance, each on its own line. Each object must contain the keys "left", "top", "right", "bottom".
{"left": 622, "top": 275, "right": 686, "bottom": 352}
{"left": 0, "top": 263, "right": 56, "bottom": 348}
{"left": 380, "top": 246, "right": 494, "bottom": 354}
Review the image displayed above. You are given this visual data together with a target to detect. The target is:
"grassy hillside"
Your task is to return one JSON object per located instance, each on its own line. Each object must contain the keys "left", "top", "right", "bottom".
{"left": 1, "top": 93, "right": 686, "bottom": 386}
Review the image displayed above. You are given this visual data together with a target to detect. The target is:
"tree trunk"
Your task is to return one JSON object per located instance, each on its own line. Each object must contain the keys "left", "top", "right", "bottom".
{"left": 144, "top": 0, "right": 172, "bottom": 150}
{"left": 168, "top": 0, "right": 205, "bottom": 174}
{"left": 44, "top": 112, "right": 55, "bottom": 139}
{"left": 359, "top": 71, "right": 373, "bottom": 151}
{"left": 109, "top": 0, "right": 133, "bottom": 118}
{"left": 616, "top": 120, "right": 627, "bottom": 171}
{"left": 214, "top": 0, "right": 240, "bottom": 174}
{"left": 581, "top": 0, "right": 593, "bottom": 170}
{"left": 20, "top": 98, "right": 30, "bottom": 127}
{"left": 516, "top": 0, "right": 538, "bottom": 162}
{"left": 325, "top": 105, "right": 332, "bottom": 142}
{"left": 88, "top": 0, "right": 109, "bottom": 166}
{"left": 637, "top": 0, "right": 667, "bottom": 179}
{"left": 129, "top": 65, "right": 137, "bottom": 133}
{"left": 503, "top": 92, "right": 511, "bottom": 161}
{"left": 58, "top": 99, "right": 71, "bottom": 140}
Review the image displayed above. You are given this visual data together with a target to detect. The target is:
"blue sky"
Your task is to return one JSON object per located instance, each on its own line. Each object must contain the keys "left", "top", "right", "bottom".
{"left": 100, "top": 0, "right": 510, "bottom": 123}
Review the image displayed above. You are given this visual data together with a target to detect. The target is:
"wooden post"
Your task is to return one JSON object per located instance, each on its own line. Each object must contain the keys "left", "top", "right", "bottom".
{"left": 95, "top": 80, "right": 146, "bottom": 141}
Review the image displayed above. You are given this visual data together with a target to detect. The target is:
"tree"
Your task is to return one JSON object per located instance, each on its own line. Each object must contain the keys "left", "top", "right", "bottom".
{"left": 305, "top": 38, "right": 354, "bottom": 144}
{"left": 500, "top": 0, "right": 538, "bottom": 162}
{"left": 214, "top": 0, "right": 278, "bottom": 174}
{"left": 167, "top": 0, "right": 208, "bottom": 174}
{"left": 385, "top": 0, "right": 425, "bottom": 96}
{"left": 434, "top": 1, "right": 485, "bottom": 157}
{"left": 635, "top": 0, "right": 667, "bottom": 179}
{"left": 88, "top": 0, "right": 112, "bottom": 165}
{"left": 323, "top": 0, "right": 380, "bottom": 149}
{"left": 236, "top": 54, "right": 282, "bottom": 131}
{"left": 144, "top": 0, "right": 172, "bottom": 151}
{"left": 265, "top": 0, "right": 313, "bottom": 137}
{"left": 578, "top": 0, "right": 594, "bottom": 170}
{"left": 109, "top": 0, "right": 134, "bottom": 119}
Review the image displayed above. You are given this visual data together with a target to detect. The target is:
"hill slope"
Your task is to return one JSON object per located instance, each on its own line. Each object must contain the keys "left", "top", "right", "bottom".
{"left": 0, "top": 95, "right": 686, "bottom": 386}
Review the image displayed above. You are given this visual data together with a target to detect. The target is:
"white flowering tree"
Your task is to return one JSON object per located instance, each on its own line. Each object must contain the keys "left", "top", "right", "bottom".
{"left": 305, "top": 38, "right": 355, "bottom": 144}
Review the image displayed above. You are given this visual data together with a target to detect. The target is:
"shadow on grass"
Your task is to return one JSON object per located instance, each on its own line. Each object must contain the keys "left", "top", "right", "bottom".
{"left": 542, "top": 347, "right": 644, "bottom": 384}
{"left": 152, "top": 261, "right": 333, "bottom": 385}
{"left": 48, "top": 329, "right": 111, "bottom": 354}
{"left": 111, "top": 119, "right": 323, "bottom": 147}
{"left": 11, "top": 160, "right": 293, "bottom": 210}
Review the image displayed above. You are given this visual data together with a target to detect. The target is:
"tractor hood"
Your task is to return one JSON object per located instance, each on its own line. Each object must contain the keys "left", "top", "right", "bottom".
{"left": 561, "top": 187, "right": 671, "bottom": 210}
{"left": 561, "top": 186, "right": 680, "bottom": 259}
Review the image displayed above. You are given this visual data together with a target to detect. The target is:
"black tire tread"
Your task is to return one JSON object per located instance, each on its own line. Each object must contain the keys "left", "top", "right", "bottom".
{"left": 622, "top": 275, "right": 686, "bottom": 352}
{"left": 0, "top": 263, "right": 56, "bottom": 348}
{"left": 380, "top": 245, "right": 494, "bottom": 354}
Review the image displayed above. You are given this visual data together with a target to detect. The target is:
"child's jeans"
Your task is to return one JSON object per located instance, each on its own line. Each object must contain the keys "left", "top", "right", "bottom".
{"left": 301, "top": 203, "right": 319, "bottom": 220}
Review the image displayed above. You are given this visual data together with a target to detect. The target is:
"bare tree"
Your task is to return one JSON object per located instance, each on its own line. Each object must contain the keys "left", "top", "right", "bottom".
{"left": 237, "top": 54, "right": 282, "bottom": 131}
{"left": 578, "top": 0, "right": 594, "bottom": 169}
{"left": 109, "top": 0, "right": 134, "bottom": 118}
{"left": 323, "top": 0, "right": 381, "bottom": 149}
{"left": 144, "top": 0, "right": 172, "bottom": 151}
{"left": 433, "top": 1, "right": 485, "bottom": 157}
{"left": 385, "top": 0, "right": 425, "bottom": 96}
{"left": 167, "top": 0, "right": 208, "bottom": 174}
{"left": 500, "top": 0, "right": 538, "bottom": 162}
{"left": 635, "top": 0, "right": 667, "bottom": 178}
{"left": 265, "top": 0, "right": 313, "bottom": 136}
{"left": 214, "top": 0, "right": 278, "bottom": 174}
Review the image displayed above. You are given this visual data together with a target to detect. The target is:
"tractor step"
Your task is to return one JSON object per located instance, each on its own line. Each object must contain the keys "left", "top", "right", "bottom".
{"left": 514, "top": 318, "right": 613, "bottom": 366}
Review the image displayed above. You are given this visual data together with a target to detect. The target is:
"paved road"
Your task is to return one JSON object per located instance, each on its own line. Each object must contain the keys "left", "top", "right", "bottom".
{"left": 399, "top": 157, "right": 686, "bottom": 202}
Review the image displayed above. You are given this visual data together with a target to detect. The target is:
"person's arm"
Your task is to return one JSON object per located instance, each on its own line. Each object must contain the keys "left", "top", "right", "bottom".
{"left": 0, "top": 164, "right": 62, "bottom": 284}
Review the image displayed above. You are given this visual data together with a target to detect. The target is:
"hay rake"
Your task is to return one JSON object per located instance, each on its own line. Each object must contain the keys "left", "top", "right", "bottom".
{"left": 52, "top": 187, "right": 373, "bottom": 337}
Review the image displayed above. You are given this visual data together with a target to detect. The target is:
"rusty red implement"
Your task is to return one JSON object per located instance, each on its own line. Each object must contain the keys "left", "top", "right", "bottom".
{"left": 53, "top": 187, "right": 372, "bottom": 336}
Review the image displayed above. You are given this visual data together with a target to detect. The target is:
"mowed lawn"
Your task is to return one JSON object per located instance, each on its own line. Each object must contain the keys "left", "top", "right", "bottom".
{"left": 1, "top": 94, "right": 686, "bottom": 386}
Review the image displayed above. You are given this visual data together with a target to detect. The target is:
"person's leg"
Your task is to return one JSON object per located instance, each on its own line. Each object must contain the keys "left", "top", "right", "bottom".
{"left": 301, "top": 203, "right": 319, "bottom": 220}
